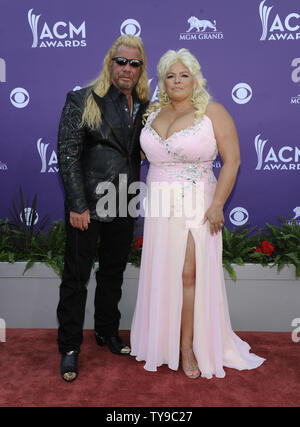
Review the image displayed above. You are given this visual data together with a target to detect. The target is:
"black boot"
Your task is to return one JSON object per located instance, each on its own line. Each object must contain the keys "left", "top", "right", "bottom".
{"left": 60, "top": 350, "right": 79, "bottom": 382}
{"left": 95, "top": 331, "right": 131, "bottom": 355}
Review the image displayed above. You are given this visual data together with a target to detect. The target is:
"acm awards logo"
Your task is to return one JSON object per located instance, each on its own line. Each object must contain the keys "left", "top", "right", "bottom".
{"left": 148, "top": 78, "right": 159, "bottom": 103}
{"left": 28, "top": 9, "right": 86, "bottom": 48}
{"left": 254, "top": 134, "right": 300, "bottom": 171}
{"left": 37, "top": 139, "right": 58, "bottom": 173}
{"left": 0, "top": 160, "right": 8, "bottom": 171}
{"left": 291, "top": 58, "right": 300, "bottom": 105}
{"left": 179, "top": 15, "right": 224, "bottom": 41}
{"left": 259, "top": 0, "right": 300, "bottom": 41}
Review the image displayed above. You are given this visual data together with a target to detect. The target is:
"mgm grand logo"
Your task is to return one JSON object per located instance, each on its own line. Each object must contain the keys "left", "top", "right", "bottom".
{"left": 179, "top": 16, "right": 224, "bottom": 40}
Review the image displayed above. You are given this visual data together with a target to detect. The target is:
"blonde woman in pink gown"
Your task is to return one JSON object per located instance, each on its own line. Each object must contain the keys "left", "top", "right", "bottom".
{"left": 130, "top": 49, "right": 265, "bottom": 379}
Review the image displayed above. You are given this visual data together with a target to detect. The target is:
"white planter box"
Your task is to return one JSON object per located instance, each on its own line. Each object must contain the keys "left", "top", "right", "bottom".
{"left": 224, "top": 264, "right": 299, "bottom": 332}
{"left": 0, "top": 262, "right": 298, "bottom": 332}
{"left": 0, "top": 262, "right": 139, "bottom": 330}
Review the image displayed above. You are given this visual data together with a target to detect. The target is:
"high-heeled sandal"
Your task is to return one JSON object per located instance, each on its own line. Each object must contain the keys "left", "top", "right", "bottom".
{"left": 180, "top": 348, "right": 200, "bottom": 379}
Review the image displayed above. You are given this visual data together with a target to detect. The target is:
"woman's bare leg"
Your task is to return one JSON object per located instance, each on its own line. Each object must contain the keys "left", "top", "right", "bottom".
{"left": 180, "top": 231, "right": 199, "bottom": 377}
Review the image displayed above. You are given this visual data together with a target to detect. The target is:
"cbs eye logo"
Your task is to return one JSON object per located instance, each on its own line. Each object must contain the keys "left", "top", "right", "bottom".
{"left": 229, "top": 207, "right": 249, "bottom": 226}
{"left": 120, "top": 19, "right": 141, "bottom": 36}
{"left": 232, "top": 83, "right": 252, "bottom": 104}
{"left": 20, "top": 208, "right": 39, "bottom": 226}
{"left": 10, "top": 87, "right": 30, "bottom": 108}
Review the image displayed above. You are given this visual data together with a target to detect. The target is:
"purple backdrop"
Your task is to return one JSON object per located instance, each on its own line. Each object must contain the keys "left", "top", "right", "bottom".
{"left": 1, "top": 0, "right": 300, "bottom": 231}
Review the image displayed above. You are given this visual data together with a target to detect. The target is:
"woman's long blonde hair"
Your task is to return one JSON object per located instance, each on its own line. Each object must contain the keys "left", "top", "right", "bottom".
{"left": 146, "top": 48, "right": 211, "bottom": 121}
{"left": 81, "top": 35, "right": 149, "bottom": 130}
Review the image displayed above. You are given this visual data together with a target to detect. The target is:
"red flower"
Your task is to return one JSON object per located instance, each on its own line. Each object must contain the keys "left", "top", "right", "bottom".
{"left": 253, "top": 240, "right": 275, "bottom": 256}
{"left": 261, "top": 240, "right": 275, "bottom": 256}
{"left": 134, "top": 236, "right": 143, "bottom": 251}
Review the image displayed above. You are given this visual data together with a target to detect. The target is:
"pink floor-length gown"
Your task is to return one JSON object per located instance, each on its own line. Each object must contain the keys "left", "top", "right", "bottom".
{"left": 130, "top": 109, "right": 265, "bottom": 379}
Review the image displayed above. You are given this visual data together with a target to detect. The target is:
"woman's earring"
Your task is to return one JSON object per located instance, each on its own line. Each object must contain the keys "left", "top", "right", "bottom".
{"left": 161, "top": 91, "right": 170, "bottom": 104}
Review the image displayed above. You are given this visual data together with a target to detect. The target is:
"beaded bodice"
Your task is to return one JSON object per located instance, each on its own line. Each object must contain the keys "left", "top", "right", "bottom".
{"left": 141, "top": 108, "right": 218, "bottom": 185}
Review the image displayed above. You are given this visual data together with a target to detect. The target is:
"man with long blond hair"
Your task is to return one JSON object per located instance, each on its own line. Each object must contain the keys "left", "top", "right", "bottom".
{"left": 57, "top": 35, "right": 149, "bottom": 382}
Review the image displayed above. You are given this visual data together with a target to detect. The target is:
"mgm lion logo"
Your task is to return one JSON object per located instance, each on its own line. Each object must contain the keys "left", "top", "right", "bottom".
{"left": 293, "top": 207, "right": 300, "bottom": 220}
{"left": 187, "top": 16, "right": 217, "bottom": 32}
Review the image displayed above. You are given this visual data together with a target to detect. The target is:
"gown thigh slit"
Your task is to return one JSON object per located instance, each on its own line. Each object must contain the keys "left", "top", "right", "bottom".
{"left": 130, "top": 109, "right": 265, "bottom": 378}
{"left": 180, "top": 229, "right": 197, "bottom": 345}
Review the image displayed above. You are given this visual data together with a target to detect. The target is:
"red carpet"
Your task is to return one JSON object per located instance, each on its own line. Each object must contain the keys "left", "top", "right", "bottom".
{"left": 0, "top": 329, "right": 299, "bottom": 407}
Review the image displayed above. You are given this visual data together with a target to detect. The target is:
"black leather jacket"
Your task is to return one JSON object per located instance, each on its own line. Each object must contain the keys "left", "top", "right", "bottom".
{"left": 57, "top": 86, "right": 149, "bottom": 221}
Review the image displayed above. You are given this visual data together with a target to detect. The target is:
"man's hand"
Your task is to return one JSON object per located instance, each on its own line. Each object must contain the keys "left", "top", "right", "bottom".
{"left": 70, "top": 209, "right": 90, "bottom": 231}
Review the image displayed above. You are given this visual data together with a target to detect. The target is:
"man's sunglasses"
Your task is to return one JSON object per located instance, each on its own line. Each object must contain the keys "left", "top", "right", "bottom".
{"left": 112, "top": 57, "right": 143, "bottom": 68}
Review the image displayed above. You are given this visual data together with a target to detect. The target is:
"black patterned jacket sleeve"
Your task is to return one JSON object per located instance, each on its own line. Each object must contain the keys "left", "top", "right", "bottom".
{"left": 57, "top": 90, "right": 88, "bottom": 214}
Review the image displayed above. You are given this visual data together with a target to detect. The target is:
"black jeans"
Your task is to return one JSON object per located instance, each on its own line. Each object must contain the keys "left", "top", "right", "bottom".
{"left": 57, "top": 214, "right": 134, "bottom": 354}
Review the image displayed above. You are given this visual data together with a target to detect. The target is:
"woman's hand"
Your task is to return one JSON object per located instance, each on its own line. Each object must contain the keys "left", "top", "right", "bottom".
{"left": 70, "top": 209, "right": 90, "bottom": 231}
{"left": 203, "top": 203, "right": 224, "bottom": 235}
{"left": 202, "top": 102, "right": 240, "bottom": 236}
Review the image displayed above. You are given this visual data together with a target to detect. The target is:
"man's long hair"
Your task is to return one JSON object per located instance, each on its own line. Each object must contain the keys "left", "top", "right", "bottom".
{"left": 81, "top": 35, "right": 149, "bottom": 130}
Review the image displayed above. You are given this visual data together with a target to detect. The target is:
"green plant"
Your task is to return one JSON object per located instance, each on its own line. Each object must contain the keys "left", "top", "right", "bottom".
{"left": 1, "top": 196, "right": 299, "bottom": 282}
{"left": 252, "top": 218, "right": 300, "bottom": 278}
{"left": 127, "top": 219, "right": 300, "bottom": 281}
{"left": 10, "top": 187, "right": 49, "bottom": 240}
{"left": 222, "top": 218, "right": 300, "bottom": 280}
{"left": 0, "top": 188, "right": 65, "bottom": 276}
{"left": 222, "top": 224, "right": 259, "bottom": 280}
{"left": 0, "top": 218, "right": 66, "bottom": 276}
